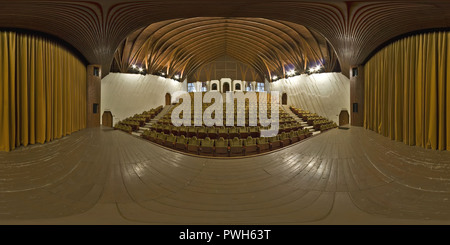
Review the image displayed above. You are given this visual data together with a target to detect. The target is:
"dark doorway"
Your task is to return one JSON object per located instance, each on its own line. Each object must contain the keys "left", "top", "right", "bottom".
{"left": 165, "top": 93, "right": 171, "bottom": 105}
{"left": 212, "top": 83, "right": 218, "bottom": 90}
{"left": 102, "top": 111, "right": 113, "bottom": 127}
{"left": 339, "top": 109, "right": 350, "bottom": 126}
{"left": 223, "top": 82, "right": 230, "bottom": 93}
{"left": 282, "top": 93, "right": 288, "bottom": 105}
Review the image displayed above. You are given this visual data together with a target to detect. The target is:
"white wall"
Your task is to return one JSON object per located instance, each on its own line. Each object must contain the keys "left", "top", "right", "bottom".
{"left": 270, "top": 72, "right": 350, "bottom": 124}
{"left": 101, "top": 73, "right": 184, "bottom": 125}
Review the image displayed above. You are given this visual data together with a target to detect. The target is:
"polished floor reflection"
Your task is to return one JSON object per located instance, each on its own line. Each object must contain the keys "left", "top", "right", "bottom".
{"left": 1, "top": 126, "right": 450, "bottom": 224}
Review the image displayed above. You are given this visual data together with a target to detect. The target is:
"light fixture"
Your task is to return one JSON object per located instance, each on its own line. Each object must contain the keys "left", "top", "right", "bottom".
{"left": 272, "top": 75, "right": 278, "bottom": 80}
{"left": 315, "top": 65, "right": 321, "bottom": 71}
{"left": 161, "top": 72, "right": 166, "bottom": 76}
{"left": 174, "top": 74, "right": 180, "bottom": 80}
{"left": 132, "top": 64, "right": 137, "bottom": 69}
{"left": 287, "top": 70, "right": 295, "bottom": 76}
{"left": 309, "top": 65, "right": 322, "bottom": 73}
{"left": 138, "top": 67, "right": 144, "bottom": 72}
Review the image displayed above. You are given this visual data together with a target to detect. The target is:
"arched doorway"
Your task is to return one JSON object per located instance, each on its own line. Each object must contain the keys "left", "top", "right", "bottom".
{"left": 212, "top": 83, "right": 218, "bottom": 91}
{"left": 165, "top": 93, "right": 171, "bottom": 105}
{"left": 282, "top": 93, "right": 288, "bottom": 105}
{"left": 339, "top": 109, "right": 350, "bottom": 126}
{"left": 235, "top": 83, "right": 241, "bottom": 90}
{"left": 223, "top": 82, "right": 230, "bottom": 93}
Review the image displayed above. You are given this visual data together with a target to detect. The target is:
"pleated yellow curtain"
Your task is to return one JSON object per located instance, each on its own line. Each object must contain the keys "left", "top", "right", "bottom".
{"left": 364, "top": 31, "right": 450, "bottom": 150}
{"left": 0, "top": 31, "right": 86, "bottom": 152}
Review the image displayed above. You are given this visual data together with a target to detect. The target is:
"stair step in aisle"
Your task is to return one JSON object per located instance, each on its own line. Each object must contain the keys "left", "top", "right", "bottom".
{"left": 132, "top": 105, "right": 173, "bottom": 137}
{"left": 280, "top": 104, "right": 320, "bottom": 134}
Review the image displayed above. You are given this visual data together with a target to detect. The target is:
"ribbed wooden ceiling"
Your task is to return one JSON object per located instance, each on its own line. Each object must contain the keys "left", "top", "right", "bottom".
{"left": 112, "top": 17, "right": 338, "bottom": 81}
{"left": 1, "top": 0, "right": 449, "bottom": 78}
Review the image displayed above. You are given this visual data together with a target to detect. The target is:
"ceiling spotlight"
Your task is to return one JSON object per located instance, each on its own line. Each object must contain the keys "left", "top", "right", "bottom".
{"left": 161, "top": 72, "right": 166, "bottom": 76}
{"left": 287, "top": 70, "right": 295, "bottom": 76}
{"left": 138, "top": 67, "right": 144, "bottom": 72}
{"left": 315, "top": 65, "right": 322, "bottom": 71}
{"left": 174, "top": 74, "right": 180, "bottom": 80}
{"left": 272, "top": 75, "right": 278, "bottom": 80}
{"left": 132, "top": 64, "right": 137, "bottom": 69}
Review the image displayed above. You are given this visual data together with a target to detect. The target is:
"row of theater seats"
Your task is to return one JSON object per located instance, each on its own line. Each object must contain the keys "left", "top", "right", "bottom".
{"left": 142, "top": 128, "right": 312, "bottom": 157}
{"left": 149, "top": 123, "right": 308, "bottom": 139}
{"left": 290, "top": 106, "right": 337, "bottom": 131}
{"left": 114, "top": 105, "right": 164, "bottom": 133}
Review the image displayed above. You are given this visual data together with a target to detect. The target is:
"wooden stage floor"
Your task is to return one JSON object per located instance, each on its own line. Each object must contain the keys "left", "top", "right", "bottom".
{"left": 1, "top": 126, "right": 450, "bottom": 225}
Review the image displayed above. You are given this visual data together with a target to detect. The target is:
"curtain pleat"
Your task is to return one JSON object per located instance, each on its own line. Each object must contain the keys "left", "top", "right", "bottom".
{"left": 365, "top": 31, "right": 450, "bottom": 151}
{"left": 0, "top": 31, "right": 86, "bottom": 151}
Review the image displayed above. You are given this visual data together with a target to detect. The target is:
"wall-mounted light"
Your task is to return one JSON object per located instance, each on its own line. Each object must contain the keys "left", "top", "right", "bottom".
{"left": 131, "top": 64, "right": 137, "bottom": 69}
{"left": 138, "top": 67, "right": 144, "bottom": 72}
{"left": 174, "top": 74, "right": 180, "bottom": 80}
{"left": 272, "top": 75, "right": 278, "bottom": 80}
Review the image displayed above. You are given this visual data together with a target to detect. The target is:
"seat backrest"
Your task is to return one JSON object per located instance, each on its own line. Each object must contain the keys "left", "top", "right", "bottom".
{"left": 176, "top": 135, "right": 186, "bottom": 143}
{"left": 215, "top": 137, "right": 228, "bottom": 147}
{"left": 188, "top": 136, "right": 199, "bottom": 145}
{"left": 202, "top": 137, "right": 213, "bottom": 147}
{"left": 231, "top": 137, "right": 242, "bottom": 146}
{"left": 256, "top": 137, "right": 267, "bottom": 144}
{"left": 245, "top": 136, "right": 255, "bottom": 146}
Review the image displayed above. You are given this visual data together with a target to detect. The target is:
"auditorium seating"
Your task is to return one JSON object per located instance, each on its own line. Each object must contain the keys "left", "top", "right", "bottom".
{"left": 215, "top": 137, "right": 229, "bottom": 156}
{"left": 290, "top": 106, "right": 337, "bottom": 130}
{"left": 187, "top": 136, "right": 200, "bottom": 154}
{"left": 230, "top": 137, "right": 244, "bottom": 156}
{"left": 200, "top": 137, "right": 214, "bottom": 155}
{"left": 244, "top": 136, "right": 257, "bottom": 155}
{"left": 175, "top": 135, "right": 188, "bottom": 150}
{"left": 115, "top": 92, "right": 337, "bottom": 157}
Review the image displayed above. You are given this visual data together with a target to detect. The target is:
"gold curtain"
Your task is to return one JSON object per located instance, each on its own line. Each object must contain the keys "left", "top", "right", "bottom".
{"left": 0, "top": 31, "right": 86, "bottom": 152}
{"left": 364, "top": 31, "right": 450, "bottom": 150}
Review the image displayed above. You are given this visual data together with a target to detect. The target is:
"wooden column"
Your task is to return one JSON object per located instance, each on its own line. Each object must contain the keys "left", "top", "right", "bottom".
{"left": 87, "top": 65, "right": 101, "bottom": 128}
{"left": 350, "top": 65, "right": 364, "bottom": 126}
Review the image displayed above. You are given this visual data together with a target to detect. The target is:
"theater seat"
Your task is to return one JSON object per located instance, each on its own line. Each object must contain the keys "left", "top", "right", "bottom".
{"left": 218, "top": 126, "right": 228, "bottom": 139}
{"left": 230, "top": 137, "right": 244, "bottom": 156}
{"left": 149, "top": 130, "right": 157, "bottom": 142}
{"left": 239, "top": 127, "right": 249, "bottom": 139}
{"left": 175, "top": 135, "right": 187, "bottom": 151}
{"left": 179, "top": 126, "right": 187, "bottom": 136}
{"left": 229, "top": 126, "right": 239, "bottom": 139}
{"left": 268, "top": 135, "right": 281, "bottom": 150}
{"left": 280, "top": 132, "right": 291, "bottom": 147}
{"left": 256, "top": 137, "right": 269, "bottom": 153}
{"left": 197, "top": 126, "right": 207, "bottom": 139}
{"left": 187, "top": 136, "right": 200, "bottom": 154}
{"left": 297, "top": 129, "right": 306, "bottom": 141}
{"left": 289, "top": 130, "right": 299, "bottom": 143}
{"left": 207, "top": 127, "right": 218, "bottom": 139}
{"left": 214, "top": 137, "right": 229, "bottom": 157}
{"left": 187, "top": 127, "right": 198, "bottom": 138}
{"left": 170, "top": 126, "right": 179, "bottom": 136}
{"left": 165, "top": 134, "right": 176, "bottom": 148}
{"left": 249, "top": 127, "right": 260, "bottom": 138}
{"left": 244, "top": 136, "right": 257, "bottom": 155}
{"left": 163, "top": 125, "right": 171, "bottom": 134}
{"left": 200, "top": 137, "right": 214, "bottom": 155}
{"left": 156, "top": 132, "right": 167, "bottom": 145}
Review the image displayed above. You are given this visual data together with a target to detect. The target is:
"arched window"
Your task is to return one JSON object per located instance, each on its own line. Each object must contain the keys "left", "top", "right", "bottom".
{"left": 235, "top": 83, "right": 241, "bottom": 90}
{"left": 212, "top": 83, "right": 218, "bottom": 90}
